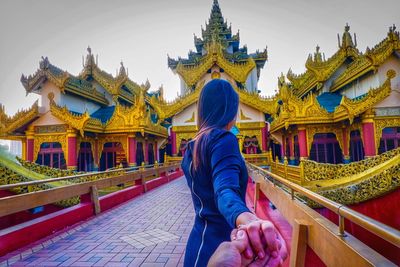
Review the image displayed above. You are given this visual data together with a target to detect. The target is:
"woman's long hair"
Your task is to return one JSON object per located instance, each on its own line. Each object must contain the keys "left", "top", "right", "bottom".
{"left": 192, "top": 79, "right": 239, "bottom": 171}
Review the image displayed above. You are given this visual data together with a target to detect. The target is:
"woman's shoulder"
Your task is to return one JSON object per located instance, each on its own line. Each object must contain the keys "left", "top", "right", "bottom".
{"left": 209, "top": 129, "right": 239, "bottom": 152}
{"left": 209, "top": 128, "right": 236, "bottom": 143}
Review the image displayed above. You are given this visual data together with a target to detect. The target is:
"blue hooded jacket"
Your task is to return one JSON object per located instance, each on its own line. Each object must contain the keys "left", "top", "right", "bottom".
{"left": 182, "top": 129, "right": 250, "bottom": 267}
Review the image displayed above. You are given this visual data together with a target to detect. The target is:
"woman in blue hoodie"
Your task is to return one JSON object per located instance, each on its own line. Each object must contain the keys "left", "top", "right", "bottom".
{"left": 181, "top": 79, "right": 284, "bottom": 267}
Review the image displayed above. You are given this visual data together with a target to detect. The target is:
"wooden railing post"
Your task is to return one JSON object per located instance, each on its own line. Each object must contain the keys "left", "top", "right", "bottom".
{"left": 154, "top": 161, "right": 159, "bottom": 177}
{"left": 299, "top": 159, "right": 305, "bottom": 185}
{"left": 284, "top": 157, "right": 288, "bottom": 179}
{"left": 254, "top": 182, "right": 260, "bottom": 212}
{"left": 90, "top": 186, "right": 101, "bottom": 215}
{"left": 290, "top": 219, "right": 309, "bottom": 267}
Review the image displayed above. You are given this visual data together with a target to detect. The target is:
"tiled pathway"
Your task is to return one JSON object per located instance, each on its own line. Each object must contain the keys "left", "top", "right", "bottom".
{"left": 1, "top": 177, "right": 194, "bottom": 267}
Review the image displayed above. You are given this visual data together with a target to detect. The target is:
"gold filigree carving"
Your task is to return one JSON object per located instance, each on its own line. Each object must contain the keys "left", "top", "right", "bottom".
{"left": 270, "top": 70, "right": 395, "bottom": 133}
{"left": 175, "top": 41, "right": 256, "bottom": 87}
{"left": 0, "top": 101, "right": 39, "bottom": 136}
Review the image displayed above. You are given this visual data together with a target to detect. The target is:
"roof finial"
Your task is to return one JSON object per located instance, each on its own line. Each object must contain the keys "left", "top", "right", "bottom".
{"left": 87, "top": 46, "right": 92, "bottom": 55}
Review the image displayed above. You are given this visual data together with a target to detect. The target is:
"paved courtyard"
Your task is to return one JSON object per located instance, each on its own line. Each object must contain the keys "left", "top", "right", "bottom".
{"left": 1, "top": 177, "right": 194, "bottom": 267}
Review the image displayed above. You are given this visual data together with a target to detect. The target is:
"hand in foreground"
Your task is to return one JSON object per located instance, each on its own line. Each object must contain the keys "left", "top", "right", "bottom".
{"left": 236, "top": 216, "right": 287, "bottom": 266}
{"left": 208, "top": 228, "right": 287, "bottom": 267}
{"left": 207, "top": 229, "right": 251, "bottom": 267}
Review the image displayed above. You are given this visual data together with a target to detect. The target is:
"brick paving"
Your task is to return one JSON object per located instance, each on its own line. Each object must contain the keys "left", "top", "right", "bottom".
{"left": 1, "top": 177, "right": 194, "bottom": 267}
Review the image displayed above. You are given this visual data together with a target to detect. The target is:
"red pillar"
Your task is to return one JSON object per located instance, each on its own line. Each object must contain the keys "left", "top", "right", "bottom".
{"left": 298, "top": 128, "right": 308, "bottom": 159}
{"left": 261, "top": 125, "right": 268, "bottom": 152}
{"left": 280, "top": 134, "right": 285, "bottom": 160}
{"left": 171, "top": 129, "right": 177, "bottom": 156}
{"left": 67, "top": 133, "right": 77, "bottom": 170}
{"left": 144, "top": 139, "right": 149, "bottom": 164}
{"left": 128, "top": 136, "right": 137, "bottom": 166}
{"left": 362, "top": 121, "right": 376, "bottom": 157}
{"left": 26, "top": 138, "right": 34, "bottom": 162}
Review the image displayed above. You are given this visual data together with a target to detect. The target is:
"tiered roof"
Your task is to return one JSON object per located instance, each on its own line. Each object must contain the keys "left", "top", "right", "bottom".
{"left": 287, "top": 24, "right": 400, "bottom": 97}
{"left": 167, "top": 0, "right": 267, "bottom": 88}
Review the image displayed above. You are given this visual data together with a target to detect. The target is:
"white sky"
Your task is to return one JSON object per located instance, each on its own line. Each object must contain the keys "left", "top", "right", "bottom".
{"left": 0, "top": 0, "right": 399, "bottom": 115}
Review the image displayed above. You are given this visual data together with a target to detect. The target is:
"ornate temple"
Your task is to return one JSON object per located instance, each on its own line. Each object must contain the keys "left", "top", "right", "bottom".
{"left": 0, "top": 0, "right": 399, "bottom": 180}
{"left": 0, "top": 0, "right": 399, "bottom": 265}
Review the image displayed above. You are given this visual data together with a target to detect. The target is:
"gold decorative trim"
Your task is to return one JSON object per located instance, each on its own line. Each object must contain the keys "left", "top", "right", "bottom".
{"left": 175, "top": 41, "right": 256, "bottom": 87}
{"left": 0, "top": 101, "right": 39, "bottom": 136}
{"left": 270, "top": 70, "right": 395, "bottom": 133}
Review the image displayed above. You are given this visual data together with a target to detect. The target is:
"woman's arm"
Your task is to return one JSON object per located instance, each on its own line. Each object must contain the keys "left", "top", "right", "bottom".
{"left": 211, "top": 132, "right": 251, "bottom": 228}
{"left": 211, "top": 132, "right": 284, "bottom": 263}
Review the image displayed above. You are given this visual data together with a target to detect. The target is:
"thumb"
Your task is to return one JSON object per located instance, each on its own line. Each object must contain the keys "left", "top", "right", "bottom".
{"left": 231, "top": 230, "right": 249, "bottom": 253}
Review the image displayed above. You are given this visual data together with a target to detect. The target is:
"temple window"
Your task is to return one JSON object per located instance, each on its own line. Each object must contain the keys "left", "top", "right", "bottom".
{"left": 270, "top": 141, "right": 281, "bottom": 161}
{"left": 36, "top": 142, "right": 66, "bottom": 169}
{"left": 242, "top": 136, "right": 261, "bottom": 154}
{"left": 78, "top": 142, "right": 94, "bottom": 172}
{"left": 136, "top": 142, "right": 144, "bottom": 166}
{"left": 178, "top": 139, "right": 191, "bottom": 157}
{"left": 100, "top": 142, "right": 126, "bottom": 171}
{"left": 350, "top": 130, "right": 364, "bottom": 162}
{"left": 309, "top": 133, "right": 343, "bottom": 164}
{"left": 285, "top": 137, "right": 290, "bottom": 158}
{"left": 293, "top": 135, "right": 300, "bottom": 164}
{"left": 378, "top": 127, "right": 400, "bottom": 154}
{"left": 148, "top": 143, "right": 155, "bottom": 165}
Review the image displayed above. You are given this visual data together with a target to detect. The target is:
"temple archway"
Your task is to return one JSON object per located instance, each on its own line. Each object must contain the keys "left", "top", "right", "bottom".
{"left": 99, "top": 142, "right": 126, "bottom": 171}
{"left": 242, "top": 136, "right": 261, "bottom": 154}
{"left": 136, "top": 142, "right": 144, "bottom": 166}
{"left": 78, "top": 142, "right": 94, "bottom": 172}
{"left": 350, "top": 130, "right": 364, "bottom": 162}
{"left": 36, "top": 142, "right": 66, "bottom": 169}
{"left": 378, "top": 127, "right": 400, "bottom": 154}
{"left": 148, "top": 143, "right": 155, "bottom": 165}
{"left": 309, "top": 133, "right": 343, "bottom": 164}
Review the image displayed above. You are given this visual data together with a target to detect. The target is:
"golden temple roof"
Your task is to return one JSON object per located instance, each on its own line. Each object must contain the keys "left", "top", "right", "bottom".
{"left": 287, "top": 24, "right": 400, "bottom": 97}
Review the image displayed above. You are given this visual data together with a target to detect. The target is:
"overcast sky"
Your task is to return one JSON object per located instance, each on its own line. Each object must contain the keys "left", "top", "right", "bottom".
{"left": 0, "top": 0, "right": 399, "bottom": 115}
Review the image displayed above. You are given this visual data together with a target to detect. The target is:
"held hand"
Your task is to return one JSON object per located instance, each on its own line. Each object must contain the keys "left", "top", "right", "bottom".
{"left": 232, "top": 226, "right": 287, "bottom": 267}
{"left": 240, "top": 220, "right": 279, "bottom": 260}
{"left": 208, "top": 229, "right": 251, "bottom": 267}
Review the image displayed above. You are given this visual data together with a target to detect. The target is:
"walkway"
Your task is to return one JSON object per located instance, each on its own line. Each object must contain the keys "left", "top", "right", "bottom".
{"left": 1, "top": 177, "right": 194, "bottom": 267}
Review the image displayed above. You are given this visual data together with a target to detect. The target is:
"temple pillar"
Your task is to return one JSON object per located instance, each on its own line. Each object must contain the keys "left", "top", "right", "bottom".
{"left": 154, "top": 141, "right": 158, "bottom": 162}
{"left": 26, "top": 128, "right": 34, "bottom": 162}
{"left": 280, "top": 134, "right": 285, "bottom": 162}
{"left": 171, "top": 129, "right": 177, "bottom": 156}
{"left": 144, "top": 139, "right": 149, "bottom": 164}
{"left": 261, "top": 125, "right": 268, "bottom": 152}
{"left": 362, "top": 120, "right": 377, "bottom": 157}
{"left": 288, "top": 134, "right": 295, "bottom": 165}
{"left": 93, "top": 139, "right": 99, "bottom": 171}
{"left": 298, "top": 127, "right": 308, "bottom": 159}
{"left": 21, "top": 138, "right": 27, "bottom": 161}
{"left": 342, "top": 127, "right": 350, "bottom": 163}
{"left": 128, "top": 135, "right": 137, "bottom": 166}
{"left": 66, "top": 130, "right": 77, "bottom": 170}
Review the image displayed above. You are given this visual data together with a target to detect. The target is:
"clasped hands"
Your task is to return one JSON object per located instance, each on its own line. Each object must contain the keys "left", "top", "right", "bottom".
{"left": 208, "top": 220, "right": 287, "bottom": 267}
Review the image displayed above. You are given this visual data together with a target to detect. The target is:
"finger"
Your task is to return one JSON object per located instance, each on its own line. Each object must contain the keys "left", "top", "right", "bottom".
{"left": 265, "top": 255, "right": 283, "bottom": 267}
{"left": 248, "top": 254, "right": 271, "bottom": 267}
{"left": 261, "top": 221, "right": 279, "bottom": 254}
{"left": 247, "top": 222, "right": 265, "bottom": 259}
{"left": 230, "top": 230, "right": 250, "bottom": 253}
{"left": 230, "top": 228, "right": 238, "bottom": 241}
